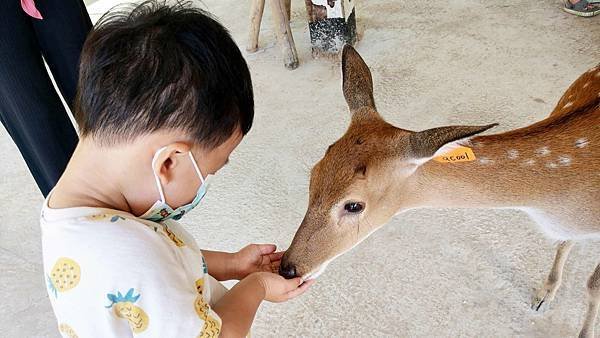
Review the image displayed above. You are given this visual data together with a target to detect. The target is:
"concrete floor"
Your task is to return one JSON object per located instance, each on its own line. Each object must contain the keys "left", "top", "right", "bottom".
{"left": 1, "top": 0, "right": 599, "bottom": 337}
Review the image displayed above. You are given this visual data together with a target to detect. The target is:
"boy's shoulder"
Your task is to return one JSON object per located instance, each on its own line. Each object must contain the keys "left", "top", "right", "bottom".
{"left": 40, "top": 208, "right": 180, "bottom": 262}
{"left": 42, "top": 207, "right": 157, "bottom": 236}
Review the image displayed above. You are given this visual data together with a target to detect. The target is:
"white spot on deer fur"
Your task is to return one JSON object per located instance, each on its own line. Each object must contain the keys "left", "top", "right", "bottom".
{"left": 478, "top": 157, "right": 494, "bottom": 165}
{"left": 523, "top": 159, "right": 536, "bottom": 166}
{"left": 536, "top": 147, "right": 551, "bottom": 157}
{"left": 575, "top": 138, "right": 589, "bottom": 148}
{"left": 562, "top": 102, "right": 573, "bottom": 109}
{"left": 507, "top": 149, "right": 519, "bottom": 160}
{"left": 546, "top": 162, "right": 558, "bottom": 169}
{"left": 583, "top": 82, "right": 590, "bottom": 88}
{"left": 558, "top": 155, "right": 571, "bottom": 166}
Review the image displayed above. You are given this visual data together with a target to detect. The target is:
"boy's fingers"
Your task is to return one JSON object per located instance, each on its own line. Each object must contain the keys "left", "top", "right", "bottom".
{"left": 301, "top": 279, "right": 316, "bottom": 288}
{"left": 286, "top": 279, "right": 315, "bottom": 299}
{"left": 270, "top": 261, "right": 281, "bottom": 273}
{"left": 256, "top": 244, "right": 277, "bottom": 255}
{"left": 260, "top": 252, "right": 282, "bottom": 267}
{"left": 284, "top": 277, "right": 304, "bottom": 292}
{"left": 267, "top": 251, "right": 285, "bottom": 261}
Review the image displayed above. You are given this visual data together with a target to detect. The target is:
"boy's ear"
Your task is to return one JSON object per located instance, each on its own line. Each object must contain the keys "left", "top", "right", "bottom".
{"left": 152, "top": 142, "right": 192, "bottom": 184}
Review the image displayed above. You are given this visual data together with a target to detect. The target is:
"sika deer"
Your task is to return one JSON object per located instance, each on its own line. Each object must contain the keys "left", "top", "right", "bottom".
{"left": 280, "top": 45, "right": 599, "bottom": 336}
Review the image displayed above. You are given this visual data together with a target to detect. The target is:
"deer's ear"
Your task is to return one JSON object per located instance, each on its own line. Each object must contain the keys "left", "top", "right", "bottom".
{"left": 342, "top": 45, "right": 376, "bottom": 113}
{"left": 409, "top": 124, "right": 498, "bottom": 161}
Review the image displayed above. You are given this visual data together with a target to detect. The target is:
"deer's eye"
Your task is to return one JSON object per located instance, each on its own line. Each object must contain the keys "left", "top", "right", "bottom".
{"left": 344, "top": 202, "right": 364, "bottom": 214}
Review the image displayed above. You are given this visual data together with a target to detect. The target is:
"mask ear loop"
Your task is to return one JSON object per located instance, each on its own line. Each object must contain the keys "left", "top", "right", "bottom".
{"left": 188, "top": 151, "right": 206, "bottom": 185}
{"left": 151, "top": 147, "right": 168, "bottom": 203}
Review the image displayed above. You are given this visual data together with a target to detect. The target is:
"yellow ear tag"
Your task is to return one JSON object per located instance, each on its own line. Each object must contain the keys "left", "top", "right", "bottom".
{"left": 434, "top": 146, "right": 476, "bottom": 163}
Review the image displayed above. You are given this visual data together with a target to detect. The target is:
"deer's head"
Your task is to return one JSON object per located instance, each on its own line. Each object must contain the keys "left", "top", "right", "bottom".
{"left": 279, "top": 46, "right": 496, "bottom": 280}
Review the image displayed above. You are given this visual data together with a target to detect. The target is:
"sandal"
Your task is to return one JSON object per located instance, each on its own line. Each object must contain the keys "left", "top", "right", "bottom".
{"left": 563, "top": 0, "right": 600, "bottom": 17}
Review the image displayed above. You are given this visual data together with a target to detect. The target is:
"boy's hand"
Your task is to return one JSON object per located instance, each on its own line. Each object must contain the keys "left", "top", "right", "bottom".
{"left": 233, "top": 244, "right": 283, "bottom": 280}
{"left": 253, "top": 272, "right": 315, "bottom": 303}
{"left": 212, "top": 273, "right": 315, "bottom": 337}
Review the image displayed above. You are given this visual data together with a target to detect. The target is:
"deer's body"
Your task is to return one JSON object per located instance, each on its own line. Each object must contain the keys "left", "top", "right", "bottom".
{"left": 280, "top": 46, "right": 600, "bottom": 336}
{"left": 409, "top": 84, "right": 599, "bottom": 239}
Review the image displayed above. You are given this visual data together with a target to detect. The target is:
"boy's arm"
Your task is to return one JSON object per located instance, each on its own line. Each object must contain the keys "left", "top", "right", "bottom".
{"left": 202, "top": 244, "right": 283, "bottom": 281}
{"left": 213, "top": 273, "right": 314, "bottom": 338}
{"left": 211, "top": 274, "right": 264, "bottom": 337}
{"left": 201, "top": 250, "right": 236, "bottom": 281}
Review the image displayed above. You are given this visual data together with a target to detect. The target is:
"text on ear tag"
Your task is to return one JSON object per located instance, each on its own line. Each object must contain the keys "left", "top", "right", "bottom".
{"left": 434, "top": 146, "right": 476, "bottom": 163}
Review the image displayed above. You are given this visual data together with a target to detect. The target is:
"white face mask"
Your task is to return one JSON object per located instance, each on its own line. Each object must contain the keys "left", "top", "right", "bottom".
{"left": 139, "top": 147, "right": 210, "bottom": 222}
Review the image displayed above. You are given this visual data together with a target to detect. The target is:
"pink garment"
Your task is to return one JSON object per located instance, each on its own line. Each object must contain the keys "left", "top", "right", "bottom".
{"left": 21, "top": 0, "right": 44, "bottom": 20}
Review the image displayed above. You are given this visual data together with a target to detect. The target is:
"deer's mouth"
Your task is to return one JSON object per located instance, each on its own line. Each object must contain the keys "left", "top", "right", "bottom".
{"left": 300, "top": 225, "right": 385, "bottom": 281}
{"left": 301, "top": 259, "right": 333, "bottom": 281}
{"left": 300, "top": 248, "right": 351, "bottom": 281}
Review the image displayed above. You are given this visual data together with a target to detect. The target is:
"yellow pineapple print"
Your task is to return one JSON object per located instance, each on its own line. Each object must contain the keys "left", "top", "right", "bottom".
{"left": 47, "top": 258, "right": 80, "bottom": 297}
{"left": 195, "top": 279, "right": 221, "bottom": 338}
{"left": 85, "top": 214, "right": 125, "bottom": 222}
{"left": 163, "top": 225, "right": 185, "bottom": 247}
{"left": 58, "top": 323, "right": 78, "bottom": 338}
{"left": 106, "top": 288, "right": 149, "bottom": 333}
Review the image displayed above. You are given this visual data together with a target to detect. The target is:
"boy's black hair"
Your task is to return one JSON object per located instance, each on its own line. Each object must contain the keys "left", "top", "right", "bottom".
{"left": 75, "top": 1, "right": 254, "bottom": 149}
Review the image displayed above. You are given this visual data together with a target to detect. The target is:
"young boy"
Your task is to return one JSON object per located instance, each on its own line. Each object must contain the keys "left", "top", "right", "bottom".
{"left": 41, "top": 2, "right": 313, "bottom": 337}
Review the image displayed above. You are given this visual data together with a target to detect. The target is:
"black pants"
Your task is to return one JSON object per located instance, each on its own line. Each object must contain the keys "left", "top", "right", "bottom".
{"left": 0, "top": 0, "right": 91, "bottom": 196}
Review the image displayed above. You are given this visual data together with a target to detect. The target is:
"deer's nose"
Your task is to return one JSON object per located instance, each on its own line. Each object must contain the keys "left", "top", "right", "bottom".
{"left": 279, "top": 263, "right": 297, "bottom": 279}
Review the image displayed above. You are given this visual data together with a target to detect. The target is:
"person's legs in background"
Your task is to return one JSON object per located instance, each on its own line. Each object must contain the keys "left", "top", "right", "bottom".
{"left": 0, "top": 0, "right": 91, "bottom": 196}
{"left": 33, "top": 0, "right": 92, "bottom": 105}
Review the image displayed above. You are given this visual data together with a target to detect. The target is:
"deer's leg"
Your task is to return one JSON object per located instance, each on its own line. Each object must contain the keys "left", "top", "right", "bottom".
{"left": 270, "top": 0, "right": 299, "bottom": 69}
{"left": 284, "top": 0, "right": 291, "bottom": 21}
{"left": 247, "top": 0, "right": 266, "bottom": 52}
{"left": 532, "top": 240, "right": 574, "bottom": 311}
{"left": 579, "top": 263, "right": 600, "bottom": 338}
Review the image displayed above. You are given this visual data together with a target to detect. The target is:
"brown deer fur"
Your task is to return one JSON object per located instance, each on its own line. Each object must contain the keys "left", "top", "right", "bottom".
{"left": 281, "top": 45, "right": 599, "bottom": 336}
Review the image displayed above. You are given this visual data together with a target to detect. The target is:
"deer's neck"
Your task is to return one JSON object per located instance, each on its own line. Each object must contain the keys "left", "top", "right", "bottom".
{"left": 404, "top": 133, "right": 583, "bottom": 210}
